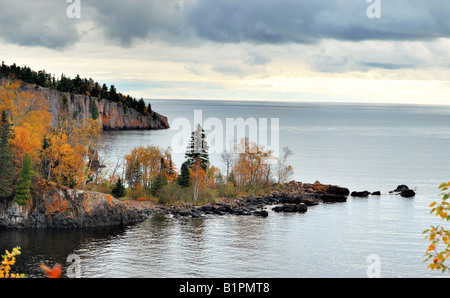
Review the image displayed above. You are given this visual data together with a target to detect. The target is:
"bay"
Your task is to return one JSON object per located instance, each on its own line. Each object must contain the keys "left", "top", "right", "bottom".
{"left": 2, "top": 99, "right": 450, "bottom": 278}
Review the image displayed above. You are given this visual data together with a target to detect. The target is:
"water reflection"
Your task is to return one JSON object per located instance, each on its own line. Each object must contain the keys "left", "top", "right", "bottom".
{"left": 0, "top": 226, "right": 128, "bottom": 278}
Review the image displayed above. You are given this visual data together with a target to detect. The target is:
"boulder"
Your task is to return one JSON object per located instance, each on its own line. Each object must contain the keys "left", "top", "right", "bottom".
{"left": 320, "top": 195, "right": 347, "bottom": 203}
{"left": 272, "top": 203, "right": 307, "bottom": 213}
{"left": 389, "top": 185, "right": 416, "bottom": 197}
{"left": 351, "top": 191, "right": 371, "bottom": 197}
{"left": 400, "top": 189, "right": 416, "bottom": 198}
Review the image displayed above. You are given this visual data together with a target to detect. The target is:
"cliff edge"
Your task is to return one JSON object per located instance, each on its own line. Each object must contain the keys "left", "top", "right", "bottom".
{"left": 34, "top": 86, "right": 170, "bottom": 130}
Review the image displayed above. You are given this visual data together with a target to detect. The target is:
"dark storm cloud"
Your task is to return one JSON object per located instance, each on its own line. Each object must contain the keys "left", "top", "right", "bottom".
{"left": 1, "top": 0, "right": 450, "bottom": 49}
{"left": 86, "top": 0, "right": 450, "bottom": 46}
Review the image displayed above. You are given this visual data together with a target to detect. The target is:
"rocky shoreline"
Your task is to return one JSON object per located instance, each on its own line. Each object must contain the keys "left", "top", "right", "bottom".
{"left": 159, "top": 181, "right": 350, "bottom": 219}
{"left": 0, "top": 181, "right": 416, "bottom": 229}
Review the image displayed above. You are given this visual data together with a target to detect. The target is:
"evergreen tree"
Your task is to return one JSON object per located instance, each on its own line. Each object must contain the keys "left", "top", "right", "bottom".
{"left": 151, "top": 173, "right": 167, "bottom": 196}
{"left": 90, "top": 98, "right": 99, "bottom": 120}
{"left": 13, "top": 153, "right": 34, "bottom": 206}
{"left": 137, "top": 98, "right": 146, "bottom": 113}
{"left": 111, "top": 177, "right": 126, "bottom": 198}
{"left": 0, "top": 111, "right": 14, "bottom": 199}
{"left": 185, "top": 124, "right": 209, "bottom": 170}
{"left": 177, "top": 161, "right": 191, "bottom": 188}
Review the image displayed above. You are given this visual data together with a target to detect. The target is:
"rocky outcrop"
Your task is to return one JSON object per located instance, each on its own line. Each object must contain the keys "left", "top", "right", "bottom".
{"left": 389, "top": 185, "right": 416, "bottom": 198}
{"left": 0, "top": 189, "right": 152, "bottom": 229}
{"left": 27, "top": 85, "right": 169, "bottom": 130}
{"left": 165, "top": 181, "right": 350, "bottom": 218}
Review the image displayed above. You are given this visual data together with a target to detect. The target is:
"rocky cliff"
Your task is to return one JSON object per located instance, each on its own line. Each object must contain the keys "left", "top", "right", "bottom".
{"left": 32, "top": 86, "right": 169, "bottom": 130}
{"left": 0, "top": 189, "right": 151, "bottom": 229}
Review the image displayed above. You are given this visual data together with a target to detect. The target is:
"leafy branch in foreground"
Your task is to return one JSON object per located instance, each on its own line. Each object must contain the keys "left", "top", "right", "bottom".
{"left": 0, "top": 247, "right": 25, "bottom": 278}
{"left": 423, "top": 182, "right": 450, "bottom": 273}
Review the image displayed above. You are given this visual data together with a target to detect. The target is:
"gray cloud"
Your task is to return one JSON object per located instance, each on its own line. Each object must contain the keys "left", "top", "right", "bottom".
{"left": 2, "top": 0, "right": 450, "bottom": 50}
{"left": 0, "top": 0, "right": 80, "bottom": 49}
{"left": 86, "top": 0, "right": 450, "bottom": 46}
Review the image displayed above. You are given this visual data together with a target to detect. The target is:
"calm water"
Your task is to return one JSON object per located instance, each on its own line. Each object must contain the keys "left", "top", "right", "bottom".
{"left": 2, "top": 99, "right": 450, "bottom": 278}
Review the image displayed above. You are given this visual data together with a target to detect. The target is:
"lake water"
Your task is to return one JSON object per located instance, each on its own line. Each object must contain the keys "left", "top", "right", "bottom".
{"left": 1, "top": 99, "right": 450, "bottom": 278}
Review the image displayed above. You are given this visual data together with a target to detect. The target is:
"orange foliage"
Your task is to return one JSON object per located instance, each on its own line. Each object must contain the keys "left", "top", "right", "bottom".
{"left": 0, "top": 79, "right": 51, "bottom": 166}
{"left": 190, "top": 158, "right": 206, "bottom": 201}
{"left": 40, "top": 264, "right": 62, "bottom": 278}
{"left": 233, "top": 138, "right": 273, "bottom": 190}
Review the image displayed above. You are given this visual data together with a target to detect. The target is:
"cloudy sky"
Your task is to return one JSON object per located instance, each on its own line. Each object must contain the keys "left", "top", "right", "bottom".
{"left": 1, "top": 0, "right": 450, "bottom": 104}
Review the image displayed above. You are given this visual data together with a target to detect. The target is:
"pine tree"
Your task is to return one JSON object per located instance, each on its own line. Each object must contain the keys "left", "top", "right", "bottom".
{"left": 0, "top": 111, "right": 14, "bottom": 199}
{"left": 13, "top": 153, "right": 34, "bottom": 206}
{"left": 111, "top": 177, "right": 126, "bottom": 198}
{"left": 185, "top": 124, "right": 209, "bottom": 170}
{"left": 151, "top": 173, "right": 167, "bottom": 196}
{"left": 177, "top": 161, "right": 191, "bottom": 188}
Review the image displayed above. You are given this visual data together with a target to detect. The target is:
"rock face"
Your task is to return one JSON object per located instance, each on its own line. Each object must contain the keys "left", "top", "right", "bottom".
{"left": 32, "top": 86, "right": 169, "bottom": 130}
{"left": 0, "top": 189, "right": 150, "bottom": 229}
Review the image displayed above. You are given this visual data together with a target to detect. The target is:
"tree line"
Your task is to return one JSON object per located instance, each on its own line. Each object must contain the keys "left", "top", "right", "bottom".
{"left": 0, "top": 62, "right": 152, "bottom": 115}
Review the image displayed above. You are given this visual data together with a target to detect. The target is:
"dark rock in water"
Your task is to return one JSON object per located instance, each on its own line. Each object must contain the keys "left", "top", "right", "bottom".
{"left": 272, "top": 203, "right": 307, "bottom": 213}
{"left": 253, "top": 210, "right": 269, "bottom": 217}
{"left": 400, "top": 189, "right": 416, "bottom": 198}
{"left": 351, "top": 191, "right": 371, "bottom": 197}
{"left": 389, "top": 185, "right": 415, "bottom": 197}
{"left": 320, "top": 195, "right": 347, "bottom": 203}
{"left": 371, "top": 191, "right": 381, "bottom": 196}
{"left": 393, "top": 185, "right": 410, "bottom": 192}
{"left": 326, "top": 185, "right": 350, "bottom": 196}
{"left": 390, "top": 185, "right": 410, "bottom": 194}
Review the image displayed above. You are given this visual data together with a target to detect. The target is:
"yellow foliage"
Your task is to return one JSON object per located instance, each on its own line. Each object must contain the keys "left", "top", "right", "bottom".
{"left": 0, "top": 247, "right": 25, "bottom": 279}
{"left": 423, "top": 182, "right": 450, "bottom": 273}
{"left": 0, "top": 79, "right": 52, "bottom": 166}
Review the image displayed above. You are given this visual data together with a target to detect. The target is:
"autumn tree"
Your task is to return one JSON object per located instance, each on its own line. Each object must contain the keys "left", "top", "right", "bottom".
{"left": 0, "top": 111, "right": 14, "bottom": 198}
{"left": 424, "top": 182, "right": 450, "bottom": 273}
{"left": 124, "top": 145, "right": 165, "bottom": 190}
{"left": 1, "top": 79, "right": 51, "bottom": 166}
{"left": 190, "top": 158, "right": 206, "bottom": 202}
{"left": 276, "top": 147, "right": 294, "bottom": 184}
{"left": 13, "top": 153, "right": 34, "bottom": 206}
{"left": 233, "top": 138, "right": 273, "bottom": 190}
{"left": 186, "top": 124, "right": 209, "bottom": 170}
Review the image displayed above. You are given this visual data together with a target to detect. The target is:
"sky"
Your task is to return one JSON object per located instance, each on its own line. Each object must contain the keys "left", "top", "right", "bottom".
{"left": 1, "top": 0, "right": 450, "bottom": 104}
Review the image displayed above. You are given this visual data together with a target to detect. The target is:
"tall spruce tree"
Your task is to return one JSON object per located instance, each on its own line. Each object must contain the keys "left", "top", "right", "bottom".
{"left": 185, "top": 124, "right": 209, "bottom": 170}
{"left": 14, "top": 153, "right": 34, "bottom": 206}
{"left": 0, "top": 111, "right": 14, "bottom": 199}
